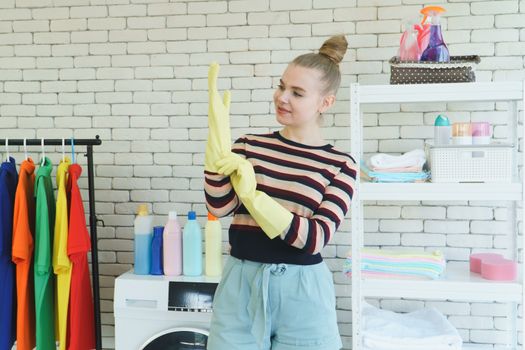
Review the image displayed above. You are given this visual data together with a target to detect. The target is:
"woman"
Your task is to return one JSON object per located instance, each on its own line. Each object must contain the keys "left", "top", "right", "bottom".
{"left": 204, "top": 34, "right": 356, "bottom": 350}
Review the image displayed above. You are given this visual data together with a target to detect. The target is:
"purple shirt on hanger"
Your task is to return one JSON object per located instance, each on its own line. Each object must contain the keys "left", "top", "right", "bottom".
{"left": 0, "top": 157, "right": 18, "bottom": 350}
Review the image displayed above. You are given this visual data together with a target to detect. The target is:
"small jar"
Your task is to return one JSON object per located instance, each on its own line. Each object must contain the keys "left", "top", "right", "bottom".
{"left": 471, "top": 122, "right": 491, "bottom": 145}
{"left": 452, "top": 122, "right": 472, "bottom": 145}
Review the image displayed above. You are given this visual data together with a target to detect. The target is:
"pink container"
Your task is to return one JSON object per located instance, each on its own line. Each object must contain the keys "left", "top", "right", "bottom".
{"left": 481, "top": 258, "right": 517, "bottom": 281}
{"left": 471, "top": 122, "right": 491, "bottom": 145}
{"left": 469, "top": 253, "right": 503, "bottom": 273}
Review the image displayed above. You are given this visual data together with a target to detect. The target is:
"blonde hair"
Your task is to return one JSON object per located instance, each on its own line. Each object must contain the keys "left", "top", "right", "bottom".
{"left": 291, "top": 35, "right": 348, "bottom": 95}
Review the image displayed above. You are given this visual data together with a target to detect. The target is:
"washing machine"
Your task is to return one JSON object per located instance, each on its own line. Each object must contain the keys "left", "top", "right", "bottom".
{"left": 114, "top": 271, "right": 220, "bottom": 350}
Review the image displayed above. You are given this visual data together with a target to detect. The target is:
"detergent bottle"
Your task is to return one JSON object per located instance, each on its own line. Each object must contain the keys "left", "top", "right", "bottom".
{"left": 150, "top": 226, "right": 164, "bottom": 275}
{"left": 134, "top": 204, "right": 153, "bottom": 275}
{"left": 399, "top": 18, "right": 421, "bottom": 61}
{"left": 163, "top": 210, "right": 183, "bottom": 276}
{"left": 205, "top": 213, "right": 223, "bottom": 277}
{"left": 420, "top": 6, "right": 450, "bottom": 62}
{"left": 183, "top": 211, "right": 203, "bottom": 276}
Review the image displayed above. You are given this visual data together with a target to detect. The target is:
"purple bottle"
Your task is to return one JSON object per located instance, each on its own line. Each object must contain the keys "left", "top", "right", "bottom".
{"left": 420, "top": 7, "right": 450, "bottom": 62}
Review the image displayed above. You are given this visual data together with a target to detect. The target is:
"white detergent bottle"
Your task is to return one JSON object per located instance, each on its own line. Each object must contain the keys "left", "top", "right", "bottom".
{"left": 182, "top": 211, "right": 203, "bottom": 276}
{"left": 163, "top": 210, "right": 182, "bottom": 276}
{"left": 205, "top": 213, "right": 222, "bottom": 277}
{"left": 134, "top": 204, "right": 153, "bottom": 275}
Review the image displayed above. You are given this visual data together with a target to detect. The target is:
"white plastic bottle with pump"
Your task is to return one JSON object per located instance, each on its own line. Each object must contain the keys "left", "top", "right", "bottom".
{"left": 134, "top": 204, "right": 154, "bottom": 275}
{"left": 205, "top": 213, "right": 222, "bottom": 277}
{"left": 163, "top": 210, "right": 183, "bottom": 276}
{"left": 182, "top": 211, "right": 203, "bottom": 276}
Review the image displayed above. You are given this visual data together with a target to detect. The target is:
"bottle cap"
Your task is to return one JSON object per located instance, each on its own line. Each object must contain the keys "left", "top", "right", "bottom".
{"left": 153, "top": 226, "right": 164, "bottom": 236}
{"left": 434, "top": 114, "right": 450, "bottom": 126}
{"left": 188, "top": 211, "right": 196, "bottom": 220}
{"left": 137, "top": 204, "right": 148, "bottom": 216}
{"left": 169, "top": 211, "right": 178, "bottom": 220}
{"left": 207, "top": 212, "right": 218, "bottom": 221}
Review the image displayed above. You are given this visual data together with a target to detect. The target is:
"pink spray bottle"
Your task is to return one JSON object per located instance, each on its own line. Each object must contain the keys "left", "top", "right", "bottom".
{"left": 399, "top": 18, "right": 421, "bottom": 61}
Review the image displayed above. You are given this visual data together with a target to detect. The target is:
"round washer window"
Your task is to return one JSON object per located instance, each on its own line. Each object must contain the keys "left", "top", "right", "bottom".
{"left": 141, "top": 329, "right": 208, "bottom": 350}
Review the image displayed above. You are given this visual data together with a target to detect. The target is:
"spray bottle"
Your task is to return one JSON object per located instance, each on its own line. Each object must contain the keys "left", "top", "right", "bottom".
{"left": 420, "top": 6, "right": 450, "bottom": 62}
{"left": 399, "top": 18, "right": 421, "bottom": 61}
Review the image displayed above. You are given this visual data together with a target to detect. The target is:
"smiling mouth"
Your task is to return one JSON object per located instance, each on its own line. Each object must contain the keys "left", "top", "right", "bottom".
{"left": 277, "top": 106, "right": 291, "bottom": 114}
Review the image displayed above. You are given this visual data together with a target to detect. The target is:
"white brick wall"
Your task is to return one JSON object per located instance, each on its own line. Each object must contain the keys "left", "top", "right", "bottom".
{"left": 1, "top": 1, "right": 524, "bottom": 349}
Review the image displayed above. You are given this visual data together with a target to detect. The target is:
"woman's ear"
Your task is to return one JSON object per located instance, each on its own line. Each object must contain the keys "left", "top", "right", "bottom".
{"left": 319, "top": 94, "right": 336, "bottom": 114}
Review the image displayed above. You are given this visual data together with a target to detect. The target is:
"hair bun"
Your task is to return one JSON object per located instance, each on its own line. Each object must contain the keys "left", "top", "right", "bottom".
{"left": 319, "top": 35, "right": 348, "bottom": 65}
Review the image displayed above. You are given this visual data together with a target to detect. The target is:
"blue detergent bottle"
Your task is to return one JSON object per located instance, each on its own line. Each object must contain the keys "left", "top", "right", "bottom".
{"left": 150, "top": 226, "right": 164, "bottom": 275}
{"left": 183, "top": 211, "right": 203, "bottom": 276}
{"left": 420, "top": 6, "right": 450, "bottom": 62}
{"left": 134, "top": 204, "right": 153, "bottom": 275}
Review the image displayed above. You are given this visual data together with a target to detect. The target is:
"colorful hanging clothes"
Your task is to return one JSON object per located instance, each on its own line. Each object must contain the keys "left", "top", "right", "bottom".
{"left": 53, "top": 158, "right": 71, "bottom": 350}
{"left": 12, "top": 158, "right": 36, "bottom": 350}
{"left": 0, "top": 157, "right": 18, "bottom": 350}
{"left": 34, "top": 157, "right": 56, "bottom": 350}
{"left": 67, "top": 163, "right": 95, "bottom": 350}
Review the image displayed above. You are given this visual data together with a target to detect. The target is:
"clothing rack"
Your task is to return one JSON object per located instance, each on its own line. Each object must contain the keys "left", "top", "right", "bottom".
{"left": 2, "top": 136, "right": 103, "bottom": 350}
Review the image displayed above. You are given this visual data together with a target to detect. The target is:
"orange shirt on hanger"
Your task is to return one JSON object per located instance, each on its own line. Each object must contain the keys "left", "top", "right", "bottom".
{"left": 11, "top": 158, "right": 36, "bottom": 350}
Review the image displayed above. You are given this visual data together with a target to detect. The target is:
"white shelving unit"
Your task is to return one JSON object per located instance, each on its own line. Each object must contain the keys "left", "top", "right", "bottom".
{"left": 350, "top": 81, "right": 525, "bottom": 350}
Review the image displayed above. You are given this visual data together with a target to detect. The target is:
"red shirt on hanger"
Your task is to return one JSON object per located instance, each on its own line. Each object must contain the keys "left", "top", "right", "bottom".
{"left": 66, "top": 163, "right": 95, "bottom": 350}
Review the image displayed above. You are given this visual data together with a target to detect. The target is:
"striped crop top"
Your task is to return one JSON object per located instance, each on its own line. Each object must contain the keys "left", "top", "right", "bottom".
{"left": 204, "top": 131, "right": 357, "bottom": 265}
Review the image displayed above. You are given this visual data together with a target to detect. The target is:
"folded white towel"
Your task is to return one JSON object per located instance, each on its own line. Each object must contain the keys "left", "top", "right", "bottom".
{"left": 361, "top": 302, "right": 462, "bottom": 350}
{"left": 369, "top": 149, "right": 426, "bottom": 170}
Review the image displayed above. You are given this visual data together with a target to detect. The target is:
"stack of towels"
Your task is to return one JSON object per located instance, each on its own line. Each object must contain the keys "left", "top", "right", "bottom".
{"left": 344, "top": 248, "right": 446, "bottom": 280}
{"left": 361, "top": 149, "right": 429, "bottom": 183}
{"left": 361, "top": 302, "right": 463, "bottom": 350}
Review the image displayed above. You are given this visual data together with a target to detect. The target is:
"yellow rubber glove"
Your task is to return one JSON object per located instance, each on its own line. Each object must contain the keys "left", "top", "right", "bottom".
{"left": 205, "top": 62, "right": 232, "bottom": 173}
{"left": 216, "top": 154, "right": 293, "bottom": 239}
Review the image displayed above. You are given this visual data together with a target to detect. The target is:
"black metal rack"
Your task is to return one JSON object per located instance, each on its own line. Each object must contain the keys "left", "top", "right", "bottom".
{"left": 2, "top": 136, "right": 103, "bottom": 350}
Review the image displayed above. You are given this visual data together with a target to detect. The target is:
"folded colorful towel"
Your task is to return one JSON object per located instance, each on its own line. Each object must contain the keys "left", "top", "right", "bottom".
{"left": 361, "top": 162, "right": 429, "bottom": 183}
{"left": 344, "top": 248, "right": 446, "bottom": 280}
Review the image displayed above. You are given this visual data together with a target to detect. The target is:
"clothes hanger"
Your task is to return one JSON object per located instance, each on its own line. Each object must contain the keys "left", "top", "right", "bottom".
{"left": 71, "top": 137, "right": 75, "bottom": 164}
{"left": 5, "top": 138, "right": 9, "bottom": 162}
{"left": 23, "top": 138, "right": 28, "bottom": 161}
{"left": 41, "top": 138, "right": 45, "bottom": 166}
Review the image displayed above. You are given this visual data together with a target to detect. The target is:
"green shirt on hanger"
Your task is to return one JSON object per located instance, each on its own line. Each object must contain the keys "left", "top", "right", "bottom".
{"left": 34, "top": 157, "right": 56, "bottom": 350}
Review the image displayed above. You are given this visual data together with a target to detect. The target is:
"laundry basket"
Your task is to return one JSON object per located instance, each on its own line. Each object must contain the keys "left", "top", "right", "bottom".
{"left": 428, "top": 143, "right": 513, "bottom": 183}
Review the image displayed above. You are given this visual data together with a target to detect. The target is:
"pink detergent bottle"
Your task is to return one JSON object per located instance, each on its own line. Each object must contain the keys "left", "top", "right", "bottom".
{"left": 399, "top": 19, "right": 421, "bottom": 61}
{"left": 163, "top": 210, "right": 182, "bottom": 276}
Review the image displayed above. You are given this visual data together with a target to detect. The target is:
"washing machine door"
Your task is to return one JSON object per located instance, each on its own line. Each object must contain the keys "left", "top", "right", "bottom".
{"left": 140, "top": 327, "right": 209, "bottom": 350}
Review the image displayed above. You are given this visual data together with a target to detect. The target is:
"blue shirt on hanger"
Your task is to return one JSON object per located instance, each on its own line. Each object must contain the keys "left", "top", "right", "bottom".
{"left": 0, "top": 157, "right": 18, "bottom": 350}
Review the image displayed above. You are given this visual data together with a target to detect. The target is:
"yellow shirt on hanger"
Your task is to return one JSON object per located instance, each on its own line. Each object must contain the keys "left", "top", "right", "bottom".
{"left": 52, "top": 158, "right": 71, "bottom": 350}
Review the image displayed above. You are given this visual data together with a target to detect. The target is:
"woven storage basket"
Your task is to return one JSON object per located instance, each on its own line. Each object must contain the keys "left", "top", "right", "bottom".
{"left": 390, "top": 56, "right": 480, "bottom": 84}
{"left": 428, "top": 143, "right": 512, "bottom": 183}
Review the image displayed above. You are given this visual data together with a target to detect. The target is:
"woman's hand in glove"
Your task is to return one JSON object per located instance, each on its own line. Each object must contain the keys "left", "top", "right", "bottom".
{"left": 215, "top": 153, "right": 257, "bottom": 200}
{"left": 215, "top": 154, "right": 292, "bottom": 239}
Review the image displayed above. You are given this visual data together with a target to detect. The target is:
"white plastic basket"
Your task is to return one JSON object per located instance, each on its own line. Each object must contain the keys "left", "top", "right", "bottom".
{"left": 428, "top": 143, "right": 513, "bottom": 183}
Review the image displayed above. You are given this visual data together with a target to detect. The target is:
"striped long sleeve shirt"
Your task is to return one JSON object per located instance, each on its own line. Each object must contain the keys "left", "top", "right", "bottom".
{"left": 204, "top": 131, "right": 357, "bottom": 265}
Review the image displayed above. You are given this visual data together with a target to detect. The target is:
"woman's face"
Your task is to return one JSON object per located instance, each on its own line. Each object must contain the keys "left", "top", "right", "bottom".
{"left": 273, "top": 64, "right": 332, "bottom": 129}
